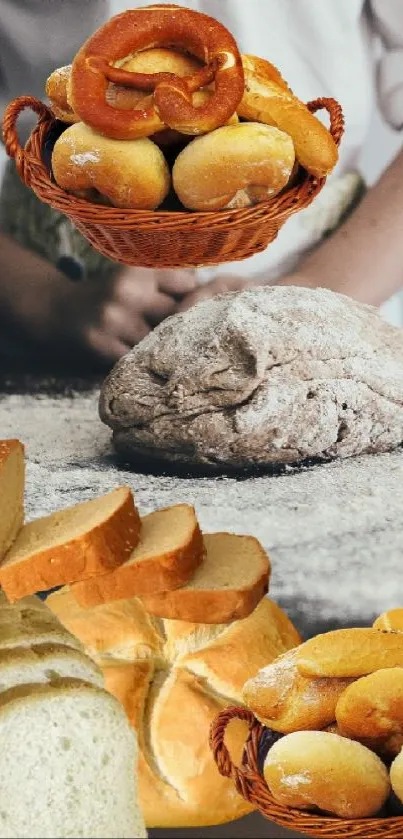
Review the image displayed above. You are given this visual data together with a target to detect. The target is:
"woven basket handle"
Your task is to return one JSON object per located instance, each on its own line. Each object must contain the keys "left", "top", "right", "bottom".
{"left": 307, "top": 97, "right": 344, "bottom": 148}
{"left": 210, "top": 706, "right": 265, "bottom": 802}
{"left": 2, "top": 96, "right": 54, "bottom": 186}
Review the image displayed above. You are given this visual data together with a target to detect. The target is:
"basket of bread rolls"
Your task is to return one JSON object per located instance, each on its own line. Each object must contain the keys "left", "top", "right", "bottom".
{"left": 2, "top": 3, "right": 344, "bottom": 269}
{"left": 211, "top": 612, "right": 403, "bottom": 838}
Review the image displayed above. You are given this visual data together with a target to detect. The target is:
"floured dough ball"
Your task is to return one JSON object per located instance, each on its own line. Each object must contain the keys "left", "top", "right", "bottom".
{"left": 99, "top": 287, "right": 403, "bottom": 469}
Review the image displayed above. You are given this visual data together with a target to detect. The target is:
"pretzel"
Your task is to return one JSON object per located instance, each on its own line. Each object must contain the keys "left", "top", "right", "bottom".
{"left": 70, "top": 5, "right": 245, "bottom": 140}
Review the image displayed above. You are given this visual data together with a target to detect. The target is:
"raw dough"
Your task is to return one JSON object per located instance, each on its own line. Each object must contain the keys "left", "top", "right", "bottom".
{"left": 99, "top": 286, "right": 403, "bottom": 469}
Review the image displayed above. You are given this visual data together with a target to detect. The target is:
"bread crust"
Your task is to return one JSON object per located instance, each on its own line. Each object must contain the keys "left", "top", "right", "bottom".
{"left": 0, "top": 487, "right": 140, "bottom": 602}
{"left": 336, "top": 668, "right": 403, "bottom": 756}
{"left": 296, "top": 628, "right": 403, "bottom": 678}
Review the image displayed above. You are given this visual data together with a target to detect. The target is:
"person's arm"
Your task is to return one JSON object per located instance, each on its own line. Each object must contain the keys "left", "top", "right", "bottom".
{"left": 277, "top": 146, "right": 403, "bottom": 305}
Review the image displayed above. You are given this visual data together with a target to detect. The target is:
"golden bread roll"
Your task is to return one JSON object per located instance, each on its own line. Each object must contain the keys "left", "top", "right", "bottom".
{"left": 242, "top": 647, "right": 352, "bottom": 733}
{"left": 172, "top": 122, "right": 295, "bottom": 211}
{"left": 296, "top": 628, "right": 403, "bottom": 678}
{"left": 374, "top": 609, "right": 403, "bottom": 633}
{"left": 51, "top": 122, "right": 171, "bottom": 210}
{"left": 239, "top": 54, "right": 338, "bottom": 178}
{"left": 45, "top": 65, "right": 77, "bottom": 123}
{"left": 390, "top": 750, "right": 403, "bottom": 804}
{"left": 263, "top": 731, "right": 390, "bottom": 819}
{"left": 336, "top": 668, "right": 403, "bottom": 756}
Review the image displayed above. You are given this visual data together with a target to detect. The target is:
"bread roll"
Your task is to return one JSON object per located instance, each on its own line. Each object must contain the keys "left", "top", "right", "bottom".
{"left": 172, "top": 122, "right": 295, "bottom": 211}
{"left": 263, "top": 731, "right": 390, "bottom": 818}
{"left": 374, "top": 609, "right": 403, "bottom": 633}
{"left": 239, "top": 54, "right": 338, "bottom": 177}
{"left": 52, "top": 122, "right": 171, "bottom": 210}
{"left": 297, "top": 628, "right": 403, "bottom": 678}
{"left": 243, "top": 647, "right": 352, "bottom": 733}
{"left": 336, "top": 668, "right": 403, "bottom": 756}
{"left": 390, "top": 750, "right": 403, "bottom": 804}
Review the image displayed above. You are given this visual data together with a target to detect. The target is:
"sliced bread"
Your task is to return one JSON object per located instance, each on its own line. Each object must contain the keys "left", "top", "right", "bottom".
{"left": 0, "top": 593, "right": 84, "bottom": 654}
{"left": 140, "top": 533, "right": 271, "bottom": 623}
{"left": 0, "top": 440, "right": 24, "bottom": 559}
{"left": 0, "top": 486, "right": 140, "bottom": 602}
{"left": 71, "top": 505, "right": 205, "bottom": 608}
{"left": 0, "top": 679, "right": 147, "bottom": 838}
{"left": 0, "top": 643, "right": 103, "bottom": 691}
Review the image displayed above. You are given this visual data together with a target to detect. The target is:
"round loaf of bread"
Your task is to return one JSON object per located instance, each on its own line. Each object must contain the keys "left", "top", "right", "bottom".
{"left": 374, "top": 609, "right": 403, "bottom": 633}
{"left": 263, "top": 731, "right": 390, "bottom": 819}
{"left": 172, "top": 122, "right": 295, "bottom": 211}
{"left": 51, "top": 122, "right": 171, "bottom": 210}
{"left": 297, "top": 628, "right": 403, "bottom": 679}
{"left": 242, "top": 647, "right": 352, "bottom": 733}
{"left": 336, "top": 668, "right": 403, "bottom": 756}
{"left": 390, "top": 750, "right": 403, "bottom": 804}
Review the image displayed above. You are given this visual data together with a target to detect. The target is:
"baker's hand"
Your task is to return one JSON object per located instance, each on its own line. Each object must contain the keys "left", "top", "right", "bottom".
{"left": 175, "top": 275, "right": 257, "bottom": 313}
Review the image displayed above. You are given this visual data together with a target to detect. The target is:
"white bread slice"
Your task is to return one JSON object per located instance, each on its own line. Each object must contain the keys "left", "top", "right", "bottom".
{"left": 0, "top": 643, "right": 103, "bottom": 691}
{"left": 0, "top": 440, "right": 24, "bottom": 559}
{"left": 0, "top": 679, "right": 147, "bottom": 838}
{"left": 0, "top": 593, "right": 84, "bottom": 654}
{"left": 0, "top": 486, "right": 140, "bottom": 602}
{"left": 140, "top": 533, "right": 271, "bottom": 623}
{"left": 71, "top": 505, "right": 205, "bottom": 608}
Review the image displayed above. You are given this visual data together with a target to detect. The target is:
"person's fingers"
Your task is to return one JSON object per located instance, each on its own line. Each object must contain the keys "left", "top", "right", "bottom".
{"left": 156, "top": 269, "right": 197, "bottom": 297}
{"left": 85, "top": 328, "right": 132, "bottom": 364}
{"left": 143, "top": 291, "right": 178, "bottom": 325}
{"left": 100, "top": 303, "right": 151, "bottom": 347}
{"left": 175, "top": 276, "right": 256, "bottom": 312}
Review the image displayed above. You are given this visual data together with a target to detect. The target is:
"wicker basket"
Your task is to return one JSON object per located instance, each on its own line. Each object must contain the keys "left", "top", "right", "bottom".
{"left": 2, "top": 95, "right": 344, "bottom": 269}
{"left": 210, "top": 707, "right": 403, "bottom": 839}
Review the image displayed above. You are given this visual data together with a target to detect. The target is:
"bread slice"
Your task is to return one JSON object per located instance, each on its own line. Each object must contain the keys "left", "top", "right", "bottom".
{"left": 0, "top": 486, "right": 140, "bottom": 602}
{"left": 0, "top": 643, "right": 103, "bottom": 691}
{"left": 0, "top": 440, "right": 24, "bottom": 559}
{"left": 71, "top": 504, "right": 204, "bottom": 608}
{"left": 0, "top": 679, "right": 147, "bottom": 838}
{"left": 0, "top": 592, "right": 84, "bottom": 654}
{"left": 140, "top": 532, "right": 271, "bottom": 623}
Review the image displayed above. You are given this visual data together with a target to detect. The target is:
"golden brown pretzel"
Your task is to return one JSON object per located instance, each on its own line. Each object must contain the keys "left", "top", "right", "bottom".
{"left": 239, "top": 55, "right": 338, "bottom": 178}
{"left": 70, "top": 5, "right": 245, "bottom": 140}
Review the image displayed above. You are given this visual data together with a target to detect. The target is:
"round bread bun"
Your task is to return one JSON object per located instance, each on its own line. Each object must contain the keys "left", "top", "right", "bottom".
{"left": 172, "top": 122, "right": 295, "bottom": 211}
{"left": 239, "top": 54, "right": 338, "bottom": 178}
{"left": 242, "top": 647, "right": 353, "bottom": 733}
{"left": 374, "top": 609, "right": 403, "bottom": 633}
{"left": 263, "top": 731, "right": 390, "bottom": 819}
{"left": 336, "top": 668, "right": 403, "bottom": 756}
{"left": 296, "top": 628, "right": 403, "bottom": 679}
{"left": 45, "top": 65, "right": 78, "bottom": 124}
{"left": 390, "top": 749, "right": 403, "bottom": 804}
{"left": 51, "top": 122, "right": 171, "bottom": 210}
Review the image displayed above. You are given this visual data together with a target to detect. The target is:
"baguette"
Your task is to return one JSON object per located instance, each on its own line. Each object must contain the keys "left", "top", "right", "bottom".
{"left": 336, "top": 668, "right": 403, "bottom": 756}
{"left": 140, "top": 532, "right": 270, "bottom": 624}
{"left": 0, "top": 440, "right": 24, "bottom": 559}
{"left": 296, "top": 628, "right": 403, "bottom": 678}
{"left": 374, "top": 609, "right": 403, "bottom": 633}
{"left": 0, "top": 486, "right": 140, "bottom": 601}
{"left": 71, "top": 505, "right": 204, "bottom": 608}
{"left": 0, "top": 679, "right": 146, "bottom": 838}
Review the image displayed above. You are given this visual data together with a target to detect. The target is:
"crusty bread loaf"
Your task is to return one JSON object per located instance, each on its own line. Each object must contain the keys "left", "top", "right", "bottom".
{"left": 243, "top": 647, "right": 352, "bottom": 733}
{"left": 336, "top": 668, "right": 403, "bottom": 756}
{"left": 374, "top": 609, "right": 403, "bottom": 633}
{"left": 0, "top": 440, "right": 24, "bottom": 560}
{"left": 0, "top": 487, "right": 140, "bottom": 602}
{"left": 172, "top": 122, "right": 295, "bottom": 211}
{"left": 0, "top": 679, "right": 146, "bottom": 838}
{"left": 72, "top": 505, "right": 205, "bottom": 608}
{"left": 296, "top": 628, "right": 403, "bottom": 678}
{"left": 239, "top": 54, "right": 338, "bottom": 177}
{"left": 0, "top": 642, "right": 103, "bottom": 690}
{"left": 140, "top": 532, "right": 271, "bottom": 624}
{"left": 263, "top": 731, "right": 390, "bottom": 819}
{"left": 46, "top": 586, "right": 164, "bottom": 663}
{"left": 44, "top": 594, "right": 299, "bottom": 828}
{"left": 52, "top": 122, "right": 171, "bottom": 210}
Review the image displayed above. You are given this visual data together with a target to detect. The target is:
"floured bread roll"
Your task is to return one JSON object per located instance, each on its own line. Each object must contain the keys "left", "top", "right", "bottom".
{"left": 99, "top": 286, "right": 403, "bottom": 469}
